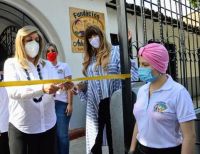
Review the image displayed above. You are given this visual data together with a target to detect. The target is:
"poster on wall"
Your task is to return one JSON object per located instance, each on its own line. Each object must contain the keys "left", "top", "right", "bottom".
{"left": 69, "top": 7, "right": 105, "bottom": 53}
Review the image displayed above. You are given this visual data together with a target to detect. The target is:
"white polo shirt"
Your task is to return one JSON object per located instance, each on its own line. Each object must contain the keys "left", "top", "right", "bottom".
{"left": 133, "top": 75, "right": 196, "bottom": 148}
{"left": 52, "top": 62, "right": 72, "bottom": 103}
{"left": 0, "top": 88, "right": 9, "bottom": 133}
{"left": 4, "top": 58, "right": 58, "bottom": 134}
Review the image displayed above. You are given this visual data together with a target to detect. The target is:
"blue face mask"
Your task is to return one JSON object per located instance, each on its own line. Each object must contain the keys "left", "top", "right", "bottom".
{"left": 138, "top": 67, "right": 158, "bottom": 82}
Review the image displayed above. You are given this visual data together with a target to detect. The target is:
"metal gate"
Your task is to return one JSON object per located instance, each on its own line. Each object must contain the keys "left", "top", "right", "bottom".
{"left": 107, "top": 0, "right": 200, "bottom": 108}
{"left": 106, "top": 0, "right": 200, "bottom": 153}
{"left": 0, "top": 2, "right": 48, "bottom": 71}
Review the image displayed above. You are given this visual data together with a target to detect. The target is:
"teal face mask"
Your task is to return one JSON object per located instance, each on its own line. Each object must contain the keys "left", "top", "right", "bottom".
{"left": 138, "top": 67, "right": 158, "bottom": 82}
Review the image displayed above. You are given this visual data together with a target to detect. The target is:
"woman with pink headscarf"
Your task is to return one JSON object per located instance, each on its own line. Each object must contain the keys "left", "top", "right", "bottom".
{"left": 129, "top": 43, "right": 196, "bottom": 154}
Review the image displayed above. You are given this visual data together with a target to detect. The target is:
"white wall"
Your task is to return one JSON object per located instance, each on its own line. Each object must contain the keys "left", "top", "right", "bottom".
{"left": 106, "top": 7, "right": 152, "bottom": 62}
{"left": 24, "top": 0, "right": 110, "bottom": 79}
{"left": 3, "top": 0, "right": 200, "bottom": 80}
{"left": 106, "top": 6, "right": 200, "bottom": 79}
{"left": 2, "top": 0, "right": 109, "bottom": 79}
{"left": 2, "top": 0, "right": 140, "bottom": 78}
{"left": 0, "top": 0, "right": 110, "bottom": 129}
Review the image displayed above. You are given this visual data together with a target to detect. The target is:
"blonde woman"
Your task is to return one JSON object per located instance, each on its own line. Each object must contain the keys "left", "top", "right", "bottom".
{"left": 76, "top": 25, "right": 138, "bottom": 154}
{"left": 4, "top": 25, "right": 73, "bottom": 154}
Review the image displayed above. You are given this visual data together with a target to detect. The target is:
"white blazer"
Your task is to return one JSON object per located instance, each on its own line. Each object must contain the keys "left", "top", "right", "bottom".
{"left": 4, "top": 58, "right": 58, "bottom": 134}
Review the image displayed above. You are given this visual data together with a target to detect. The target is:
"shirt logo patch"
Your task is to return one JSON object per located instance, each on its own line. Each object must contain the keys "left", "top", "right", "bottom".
{"left": 154, "top": 102, "right": 167, "bottom": 112}
{"left": 57, "top": 69, "right": 64, "bottom": 74}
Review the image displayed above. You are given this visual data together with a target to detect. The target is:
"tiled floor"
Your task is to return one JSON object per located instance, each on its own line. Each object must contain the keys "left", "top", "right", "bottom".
{"left": 70, "top": 137, "right": 86, "bottom": 154}
{"left": 69, "top": 136, "right": 200, "bottom": 154}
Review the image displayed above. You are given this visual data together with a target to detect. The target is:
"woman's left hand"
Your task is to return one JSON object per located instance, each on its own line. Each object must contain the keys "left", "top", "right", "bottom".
{"left": 58, "top": 81, "right": 74, "bottom": 90}
{"left": 65, "top": 103, "right": 73, "bottom": 116}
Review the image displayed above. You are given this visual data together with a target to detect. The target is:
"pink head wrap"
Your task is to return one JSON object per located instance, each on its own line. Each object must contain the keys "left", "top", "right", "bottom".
{"left": 138, "top": 43, "right": 169, "bottom": 73}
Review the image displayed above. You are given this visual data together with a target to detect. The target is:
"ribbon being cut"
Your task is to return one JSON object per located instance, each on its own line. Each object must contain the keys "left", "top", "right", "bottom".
{"left": 0, "top": 74, "right": 131, "bottom": 87}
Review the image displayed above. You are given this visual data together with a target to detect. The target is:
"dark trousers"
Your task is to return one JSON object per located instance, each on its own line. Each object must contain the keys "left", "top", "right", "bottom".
{"left": 8, "top": 123, "right": 56, "bottom": 154}
{"left": 91, "top": 98, "right": 113, "bottom": 154}
{"left": 0, "top": 132, "right": 10, "bottom": 154}
{"left": 135, "top": 142, "right": 181, "bottom": 154}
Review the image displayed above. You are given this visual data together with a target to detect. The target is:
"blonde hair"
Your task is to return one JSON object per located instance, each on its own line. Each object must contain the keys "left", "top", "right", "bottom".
{"left": 15, "top": 25, "right": 44, "bottom": 68}
{"left": 82, "top": 25, "right": 111, "bottom": 76}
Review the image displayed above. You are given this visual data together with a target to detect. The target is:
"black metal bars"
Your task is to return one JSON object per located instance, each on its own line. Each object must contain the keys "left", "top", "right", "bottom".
{"left": 116, "top": 0, "right": 133, "bottom": 153}
{"left": 108, "top": 0, "right": 200, "bottom": 109}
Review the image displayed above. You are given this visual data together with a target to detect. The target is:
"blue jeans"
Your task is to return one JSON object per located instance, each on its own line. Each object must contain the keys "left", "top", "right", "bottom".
{"left": 55, "top": 100, "right": 71, "bottom": 154}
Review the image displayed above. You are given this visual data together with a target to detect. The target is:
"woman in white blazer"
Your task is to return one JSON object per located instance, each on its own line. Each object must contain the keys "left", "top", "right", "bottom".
{"left": 4, "top": 25, "right": 73, "bottom": 154}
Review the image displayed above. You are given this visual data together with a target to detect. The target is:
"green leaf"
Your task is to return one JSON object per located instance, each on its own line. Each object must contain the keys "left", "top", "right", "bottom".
{"left": 189, "top": 0, "right": 199, "bottom": 8}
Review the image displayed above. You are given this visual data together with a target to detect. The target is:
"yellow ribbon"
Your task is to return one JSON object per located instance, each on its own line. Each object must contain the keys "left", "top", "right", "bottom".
{"left": 0, "top": 74, "right": 131, "bottom": 87}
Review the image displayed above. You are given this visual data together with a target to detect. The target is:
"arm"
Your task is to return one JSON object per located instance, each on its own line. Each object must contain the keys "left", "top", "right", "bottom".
{"left": 4, "top": 59, "right": 44, "bottom": 100}
{"left": 77, "top": 81, "right": 88, "bottom": 104}
{"left": 175, "top": 88, "right": 197, "bottom": 154}
{"left": 180, "top": 121, "right": 196, "bottom": 154}
{"left": 129, "top": 123, "right": 138, "bottom": 153}
{"left": 127, "top": 31, "right": 139, "bottom": 82}
{"left": 113, "top": 45, "right": 138, "bottom": 82}
{"left": 65, "top": 75, "right": 73, "bottom": 116}
{"left": 61, "top": 63, "right": 73, "bottom": 115}
{"left": 128, "top": 30, "right": 133, "bottom": 59}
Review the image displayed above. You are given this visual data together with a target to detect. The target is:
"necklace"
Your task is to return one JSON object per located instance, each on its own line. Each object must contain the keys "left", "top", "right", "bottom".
{"left": 24, "top": 65, "right": 43, "bottom": 103}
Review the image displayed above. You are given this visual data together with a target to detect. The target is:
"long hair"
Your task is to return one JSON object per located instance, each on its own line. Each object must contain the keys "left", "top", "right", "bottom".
{"left": 15, "top": 25, "right": 44, "bottom": 68}
{"left": 82, "top": 25, "right": 111, "bottom": 76}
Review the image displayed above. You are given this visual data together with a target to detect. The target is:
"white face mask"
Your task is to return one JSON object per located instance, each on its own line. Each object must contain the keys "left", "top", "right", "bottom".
{"left": 25, "top": 40, "right": 40, "bottom": 58}
{"left": 89, "top": 36, "right": 100, "bottom": 49}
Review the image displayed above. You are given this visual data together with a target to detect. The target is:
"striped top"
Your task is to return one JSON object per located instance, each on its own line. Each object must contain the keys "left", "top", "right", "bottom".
{"left": 79, "top": 45, "right": 138, "bottom": 105}
{"left": 78, "top": 45, "right": 138, "bottom": 153}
